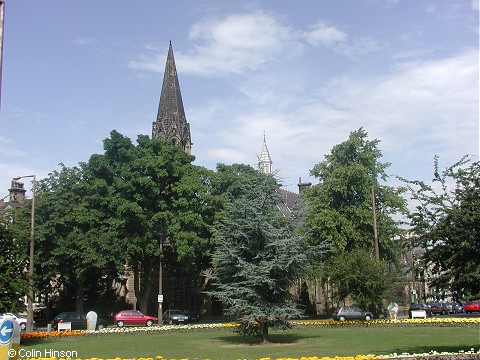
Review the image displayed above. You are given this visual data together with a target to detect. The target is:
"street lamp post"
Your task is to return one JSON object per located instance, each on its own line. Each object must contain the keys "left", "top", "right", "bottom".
{"left": 13, "top": 175, "right": 36, "bottom": 333}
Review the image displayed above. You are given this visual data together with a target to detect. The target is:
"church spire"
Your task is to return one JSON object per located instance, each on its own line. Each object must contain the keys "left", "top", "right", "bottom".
{"left": 152, "top": 42, "right": 192, "bottom": 155}
{"left": 258, "top": 133, "right": 272, "bottom": 174}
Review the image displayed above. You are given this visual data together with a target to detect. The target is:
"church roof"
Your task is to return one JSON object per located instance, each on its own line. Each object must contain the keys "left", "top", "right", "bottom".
{"left": 156, "top": 41, "right": 186, "bottom": 122}
{"left": 276, "top": 188, "right": 300, "bottom": 218}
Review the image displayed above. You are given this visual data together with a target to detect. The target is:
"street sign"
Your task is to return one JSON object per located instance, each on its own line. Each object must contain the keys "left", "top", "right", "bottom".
{"left": 157, "top": 294, "right": 163, "bottom": 303}
{"left": 0, "top": 320, "right": 13, "bottom": 345}
{"left": 0, "top": 318, "right": 19, "bottom": 360}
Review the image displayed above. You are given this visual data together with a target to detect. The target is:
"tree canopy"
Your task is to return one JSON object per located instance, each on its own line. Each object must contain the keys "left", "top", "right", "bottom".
{"left": 207, "top": 167, "right": 306, "bottom": 342}
{"left": 303, "top": 128, "right": 407, "bottom": 261}
{"left": 85, "top": 131, "right": 216, "bottom": 313}
{"left": 401, "top": 156, "right": 480, "bottom": 299}
{"left": 0, "top": 217, "right": 29, "bottom": 313}
{"left": 33, "top": 163, "right": 123, "bottom": 312}
{"left": 301, "top": 128, "right": 407, "bottom": 311}
{"left": 16, "top": 131, "right": 218, "bottom": 315}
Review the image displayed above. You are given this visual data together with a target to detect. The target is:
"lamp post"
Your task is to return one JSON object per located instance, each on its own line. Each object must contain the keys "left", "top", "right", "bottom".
{"left": 157, "top": 239, "right": 163, "bottom": 325}
{"left": 13, "top": 175, "right": 36, "bottom": 333}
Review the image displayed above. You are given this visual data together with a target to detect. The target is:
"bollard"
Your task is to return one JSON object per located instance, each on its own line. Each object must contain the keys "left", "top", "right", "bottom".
{"left": 86, "top": 311, "right": 97, "bottom": 331}
{"left": 0, "top": 318, "right": 20, "bottom": 360}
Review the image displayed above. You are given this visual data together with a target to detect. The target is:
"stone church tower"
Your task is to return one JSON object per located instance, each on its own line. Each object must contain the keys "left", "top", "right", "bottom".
{"left": 152, "top": 42, "right": 192, "bottom": 155}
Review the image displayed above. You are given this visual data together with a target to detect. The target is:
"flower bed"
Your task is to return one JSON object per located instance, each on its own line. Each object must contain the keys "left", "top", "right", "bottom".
{"left": 12, "top": 349, "right": 480, "bottom": 360}
{"left": 19, "top": 318, "right": 480, "bottom": 359}
{"left": 292, "top": 317, "right": 480, "bottom": 327}
{"left": 21, "top": 317, "right": 480, "bottom": 342}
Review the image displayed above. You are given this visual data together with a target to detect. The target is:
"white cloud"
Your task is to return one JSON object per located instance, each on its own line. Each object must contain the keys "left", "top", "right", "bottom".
{"left": 322, "top": 50, "right": 479, "bottom": 156}
{"left": 183, "top": 11, "right": 302, "bottom": 75}
{"left": 337, "top": 36, "right": 387, "bottom": 58}
{"left": 0, "top": 136, "right": 26, "bottom": 157}
{"left": 126, "top": 9, "right": 478, "bottom": 191}
{"left": 303, "top": 22, "right": 347, "bottom": 47}
{"left": 193, "top": 49, "right": 478, "bottom": 191}
{"left": 129, "top": 11, "right": 303, "bottom": 76}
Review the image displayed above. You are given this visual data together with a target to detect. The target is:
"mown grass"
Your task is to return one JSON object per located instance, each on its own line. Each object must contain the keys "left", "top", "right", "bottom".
{"left": 19, "top": 325, "right": 480, "bottom": 359}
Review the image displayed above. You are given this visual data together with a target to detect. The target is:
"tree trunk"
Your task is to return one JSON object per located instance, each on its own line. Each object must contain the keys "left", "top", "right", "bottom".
{"left": 133, "top": 257, "right": 158, "bottom": 315}
{"left": 261, "top": 322, "right": 269, "bottom": 343}
{"left": 75, "top": 278, "right": 84, "bottom": 312}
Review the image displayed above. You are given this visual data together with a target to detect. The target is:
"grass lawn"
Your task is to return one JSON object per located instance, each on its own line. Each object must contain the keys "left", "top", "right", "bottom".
{"left": 20, "top": 325, "right": 479, "bottom": 359}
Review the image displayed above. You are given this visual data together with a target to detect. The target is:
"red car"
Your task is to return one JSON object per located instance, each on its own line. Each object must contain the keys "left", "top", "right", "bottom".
{"left": 465, "top": 300, "right": 480, "bottom": 314}
{"left": 113, "top": 310, "right": 157, "bottom": 327}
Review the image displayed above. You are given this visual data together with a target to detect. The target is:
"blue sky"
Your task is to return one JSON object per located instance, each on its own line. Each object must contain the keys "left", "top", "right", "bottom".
{"left": 0, "top": 0, "right": 478, "bottom": 198}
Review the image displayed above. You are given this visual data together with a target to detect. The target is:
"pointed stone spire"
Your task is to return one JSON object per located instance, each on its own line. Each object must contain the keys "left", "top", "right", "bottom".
{"left": 152, "top": 41, "right": 192, "bottom": 155}
{"left": 258, "top": 133, "right": 272, "bottom": 174}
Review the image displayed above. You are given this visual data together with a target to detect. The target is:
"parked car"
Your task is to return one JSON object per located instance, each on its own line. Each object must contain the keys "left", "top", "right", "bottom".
{"left": 465, "top": 300, "right": 480, "bottom": 314}
{"left": 0, "top": 313, "right": 30, "bottom": 331}
{"left": 113, "top": 310, "right": 157, "bottom": 327}
{"left": 162, "top": 309, "right": 189, "bottom": 324}
{"left": 453, "top": 301, "right": 465, "bottom": 313}
{"left": 441, "top": 302, "right": 455, "bottom": 314}
{"left": 408, "top": 303, "right": 431, "bottom": 317}
{"left": 33, "top": 307, "right": 49, "bottom": 327}
{"left": 332, "top": 306, "right": 373, "bottom": 321}
{"left": 429, "top": 302, "right": 444, "bottom": 315}
{"left": 52, "top": 312, "right": 108, "bottom": 330}
{"left": 182, "top": 310, "right": 200, "bottom": 322}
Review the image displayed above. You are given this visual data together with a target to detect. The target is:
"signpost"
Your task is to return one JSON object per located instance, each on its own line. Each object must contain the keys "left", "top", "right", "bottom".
{"left": 0, "top": 319, "right": 20, "bottom": 360}
{"left": 158, "top": 294, "right": 163, "bottom": 325}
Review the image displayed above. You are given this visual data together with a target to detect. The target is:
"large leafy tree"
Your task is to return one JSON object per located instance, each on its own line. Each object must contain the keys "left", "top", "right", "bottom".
{"left": 303, "top": 128, "right": 406, "bottom": 260}
{"left": 207, "top": 168, "right": 306, "bottom": 343}
{"left": 325, "top": 249, "right": 396, "bottom": 312}
{"left": 33, "top": 164, "right": 123, "bottom": 313}
{"left": 86, "top": 131, "right": 215, "bottom": 313}
{"left": 302, "top": 128, "right": 407, "bottom": 310}
{"left": 401, "top": 156, "right": 480, "bottom": 299}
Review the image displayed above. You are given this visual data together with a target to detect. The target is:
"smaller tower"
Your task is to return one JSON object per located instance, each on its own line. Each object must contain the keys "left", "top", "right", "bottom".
{"left": 9, "top": 180, "right": 26, "bottom": 203}
{"left": 258, "top": 134, "right": 272, "bottom": 174}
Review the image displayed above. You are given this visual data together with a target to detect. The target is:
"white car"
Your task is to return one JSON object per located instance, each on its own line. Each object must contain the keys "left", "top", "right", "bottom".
{"left": 0, "top": 312, "right": 30, "bottom": 330}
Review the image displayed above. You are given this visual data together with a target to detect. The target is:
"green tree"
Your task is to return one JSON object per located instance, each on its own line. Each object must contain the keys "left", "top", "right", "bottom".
{"left": 87, "top": 131, "right": 215, "bottom": 313}
{"left": 0, "top": 218, "right": 28, "bottom": 312}
{"left": 325, "top": 249, "right": 396, "bottom": 312}
{"left": 302, "top": 128, "right": 407, "bottom": 310}
{"left": 401, "top": 156, "right": 480, "bottom": 299}
{"left": 304, "top": 128, "right": 406, "bottom": 260}
{"left": 33, "top": 164, "right": 122, "bottom": 312}
{"left": 207, "top": 169, "right": 305, "bottom": 343}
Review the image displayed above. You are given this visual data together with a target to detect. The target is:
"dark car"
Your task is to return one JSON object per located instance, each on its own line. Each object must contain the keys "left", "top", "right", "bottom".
{"left": 429, "top": 302, "right": 444, "bottom": 315}
{"left": 441, "top": 302, "right": 455, "bottom": 314}
{"left": 182, "top": 310, "right": 200, "bottom": 322}
{"left": 409, "top": 303, "right": 432, "bottom": 317}
{"left": 52, "top": 312, "right": 108, "bottom": 330}
{"left": 162, "top": 309, "right": 189, "bottom": 324}
{"left": 332, "top": 306, "right": 373, "bottom": 321}
{"left": 453, "top": 301, "right": 465, "bottom": 313}
{"left": 113, "top": 310, "right": 157, "bottom": 327}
